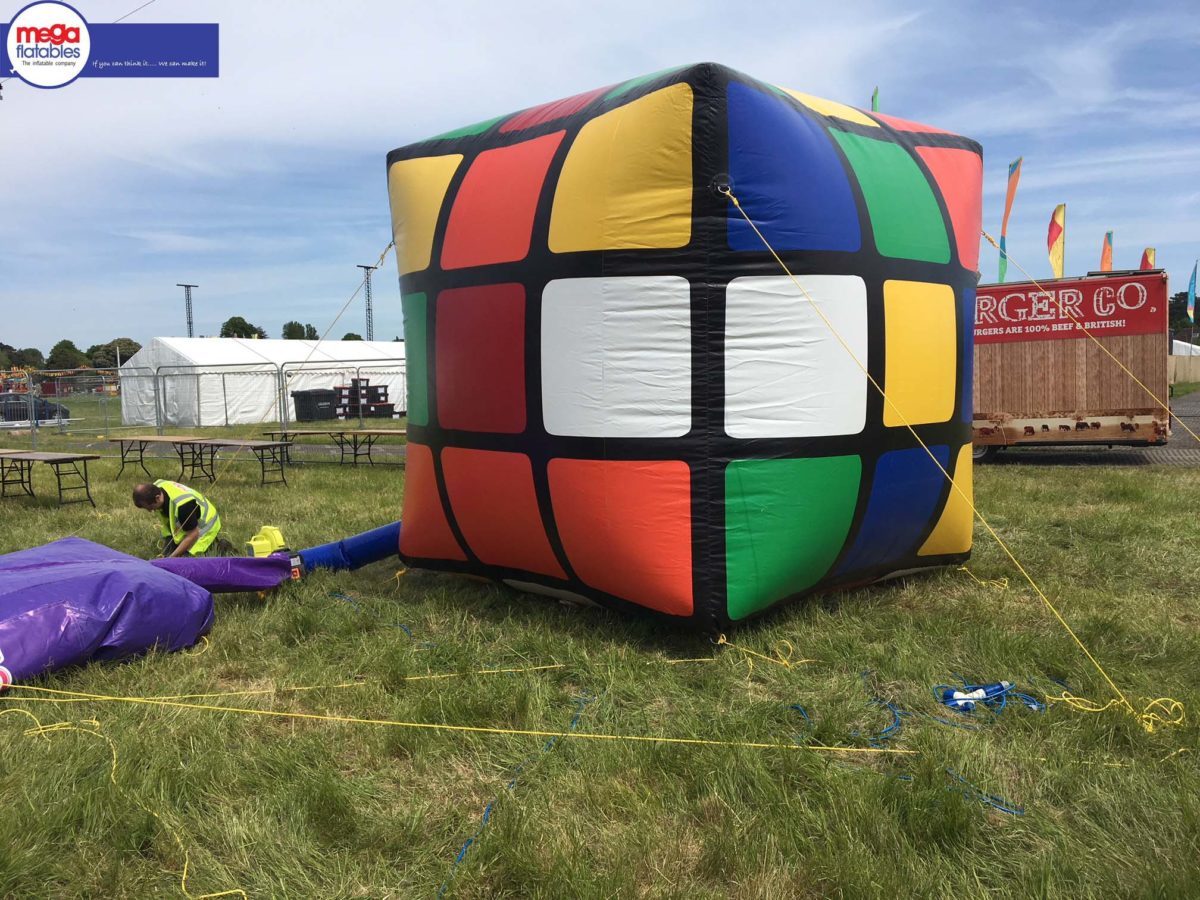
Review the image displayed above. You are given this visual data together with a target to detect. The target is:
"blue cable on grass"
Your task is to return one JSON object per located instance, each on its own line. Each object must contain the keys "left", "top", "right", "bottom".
{"left": 854, "top": 673, "right": 981, "bottom": 748}
{"left": 841, "top": 674, "right": 1026, "bottom": 815}
{"left": 945, "top": 768, "right": 1024, "bottom": 816}
{"left": 789, "top": 703, "right": 813, "bottom": 745}
{"left": 830, "top": 762, "right": 1022, "bottom": 814}
{"left": 933, "top": 679, "right": 1045, "bottom": 715}
{"left": 327, "top": 591, "right": 434, "bottom": 646}
{"left": 437, "top": 692, "right": 596, "bottom": 898}
{"left": 860, "top": 698, "right": 905, "bottom": 747}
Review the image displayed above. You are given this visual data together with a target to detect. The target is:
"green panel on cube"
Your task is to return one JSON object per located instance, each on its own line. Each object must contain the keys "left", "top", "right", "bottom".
{"left": 832, "top": 131, "right": 950, "bottom": 264}
{"left": 402, "top": 292, "right": 428, "bottom": 426}
{"left": 430, "top": 115, "right": 507, "bottom": 141}
{"left": 604, "top": 66, "right": 688, "bottom": 100}
{"left": 725, "top": 455, "right": 862, "bottom": 620}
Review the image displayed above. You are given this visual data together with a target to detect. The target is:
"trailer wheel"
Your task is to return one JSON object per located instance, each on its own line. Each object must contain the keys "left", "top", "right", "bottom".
{"left": 972, "top": 445, "right": 998, "bottom": 462}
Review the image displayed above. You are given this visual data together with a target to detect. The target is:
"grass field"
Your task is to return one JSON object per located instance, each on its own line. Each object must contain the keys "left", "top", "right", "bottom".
{"left": 1172, "top": 380, "right": 1200, "bottom": 400}
{"left": 1, "top": 431, "right": 1199, "bottom": 898}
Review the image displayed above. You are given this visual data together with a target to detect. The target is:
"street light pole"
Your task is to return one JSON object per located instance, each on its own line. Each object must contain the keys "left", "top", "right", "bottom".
{"left": 357, "top": 265, "right": 377, "bottom": 341}
{"left": 176, "top": 283, "right": 198, "bottom": 338}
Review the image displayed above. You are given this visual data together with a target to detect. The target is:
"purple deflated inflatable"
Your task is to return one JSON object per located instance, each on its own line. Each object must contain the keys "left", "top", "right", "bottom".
{"left": 0, "top": 537, "right": 214, "bottom": 685}
{"left": 151, "top": 553, "right": 295, "bottom": 593}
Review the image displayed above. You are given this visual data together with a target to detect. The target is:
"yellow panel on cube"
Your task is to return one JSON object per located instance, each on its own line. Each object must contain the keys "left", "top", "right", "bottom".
{"left": 919, "top": 444, "right": 973, "bottom": 555}
{"left": 387, "top": 154, "right": 463, "bottom": 274}
{"left": 883, "top": 280, "right": 956, "bottom": 426}
{"left": 549, "top": 83, "right": 693, "bottom": 252}
{"left": 782, "top": 89, "right": 879, "bottom": 127}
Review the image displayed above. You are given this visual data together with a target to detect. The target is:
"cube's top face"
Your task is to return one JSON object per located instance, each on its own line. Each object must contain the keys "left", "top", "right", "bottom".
{"left": 387, "top": 63, "right": 982, "bottom": 628}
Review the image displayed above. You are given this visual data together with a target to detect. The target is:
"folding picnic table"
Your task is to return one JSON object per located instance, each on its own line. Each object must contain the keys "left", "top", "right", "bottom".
{"left": 107, "top": 435, "right": 204, "bottom": 479}
{"left": 108, "top": 435, "right": 288, "bottom": 486}
{"left": 0, "top": 449, "right": 102, "bottom": 506}
{"left": 262, "top": 428, "right": 406, "bottom": 466}
{"left": 193, "top": 439, "right": 289, "bottom": 486}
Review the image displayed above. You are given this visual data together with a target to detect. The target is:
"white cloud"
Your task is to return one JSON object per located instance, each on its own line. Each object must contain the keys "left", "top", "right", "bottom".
{"left": 1, "top": 0, "right": 1198, "bottom": 346}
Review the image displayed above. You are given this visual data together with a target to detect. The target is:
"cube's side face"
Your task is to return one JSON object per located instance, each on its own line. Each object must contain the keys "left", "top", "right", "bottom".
{"left": 716, "top": 79, "right": 982, "bottom": 622}
{"left": 388, "top": 64, "right": 981, "bottom": 628}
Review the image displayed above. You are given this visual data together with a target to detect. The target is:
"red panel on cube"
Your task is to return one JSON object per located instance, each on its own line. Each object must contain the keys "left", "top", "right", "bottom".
{"left": 399, "top": 443, "right": 467, "bottom": 561}
{"left": 499, "top": 86, "right": 610, "bottom": 133}
{"left": 436, "top": 283, "right": 526, "bottom": 433}
{"left": 441, "top": 132, "right": 564, "bottom": 269}
{"left": 872, "top": 112, "right": 947, "bottom": 134}
{"left": 548, "top": 459, "right": 693, "bottom": 616}
{"left": 442, "top": 448, "right": 566, "bottom": 579}
{"left": 916, "top": 146, "right": 983, "bottom": 272}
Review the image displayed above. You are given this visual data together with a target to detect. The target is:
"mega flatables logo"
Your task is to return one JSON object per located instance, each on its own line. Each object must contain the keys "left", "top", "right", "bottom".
{"left": 6, "top": 1, "right": 91, "bottom": 88}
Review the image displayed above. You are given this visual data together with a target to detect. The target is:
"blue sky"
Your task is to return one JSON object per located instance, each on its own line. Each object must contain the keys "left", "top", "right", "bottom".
{"left": 2, "top": 0, "right": 1198, "bottom": 354}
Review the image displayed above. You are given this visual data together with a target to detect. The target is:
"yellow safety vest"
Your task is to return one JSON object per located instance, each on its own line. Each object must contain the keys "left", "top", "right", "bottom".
{"left": 154, "top": 479, "right": 221, "bottom": 555}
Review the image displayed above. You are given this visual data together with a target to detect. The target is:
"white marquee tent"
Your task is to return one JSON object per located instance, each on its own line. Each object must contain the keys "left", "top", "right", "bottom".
{"left": 120, "top": 337, "right": 407, "bottom": 427}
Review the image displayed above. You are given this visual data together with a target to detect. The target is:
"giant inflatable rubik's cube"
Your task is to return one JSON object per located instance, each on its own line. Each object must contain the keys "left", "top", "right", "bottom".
{"left": 387, "top": 63, "right": 981, "bottom": 629}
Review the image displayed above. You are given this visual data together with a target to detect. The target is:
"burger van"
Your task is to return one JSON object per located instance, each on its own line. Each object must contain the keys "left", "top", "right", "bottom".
{"left": 972, "top": 269, "right": 1170, "bottom": 459}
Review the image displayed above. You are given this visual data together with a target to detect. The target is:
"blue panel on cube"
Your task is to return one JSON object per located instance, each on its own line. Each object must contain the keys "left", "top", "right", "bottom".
{"left": 834, "top": 445, "right": 950, "bottom": 575}
{"left": 726, "top": 82, "right": 861, "bottom": 253}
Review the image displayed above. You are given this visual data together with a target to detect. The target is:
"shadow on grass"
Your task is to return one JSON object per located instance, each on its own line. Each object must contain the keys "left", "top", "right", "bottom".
{"left": 982, "top": 447, "right": 1180, "bottom": 467}
{"left": 376, "top": 564, "right": 908, "bottom": 658}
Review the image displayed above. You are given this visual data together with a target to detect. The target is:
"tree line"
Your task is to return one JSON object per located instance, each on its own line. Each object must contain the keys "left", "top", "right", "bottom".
{"left": 2, "top": 319, "right": 401, "bottom": 371}
{"left": 222, "top": 317, "right": 364, "bottom": 341}
{"left": 0, "top": 338, "right": 142, "bottom": 371}
{"left": 222, "top": 316, "right": 397, "bottom": 343}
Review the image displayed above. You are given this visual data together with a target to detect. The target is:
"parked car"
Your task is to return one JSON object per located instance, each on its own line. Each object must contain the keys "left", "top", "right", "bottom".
{"left": 0, "top": 392, "right": 70, "bottom": 423}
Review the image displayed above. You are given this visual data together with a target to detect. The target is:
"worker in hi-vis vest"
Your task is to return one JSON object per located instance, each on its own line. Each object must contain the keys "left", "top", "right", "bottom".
{"left": 132, "top": 480, "right": 222, "bottom": 558}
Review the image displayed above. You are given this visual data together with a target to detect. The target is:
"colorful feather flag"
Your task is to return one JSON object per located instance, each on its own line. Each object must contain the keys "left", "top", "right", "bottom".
{"left": 998, "top": 157, "right": 1022, "bottom": 282}
{"left": 871, "top": 86, "right": 879, "bottom": 112}
{"left": 1140, "top": 247, "right": 1156, "bottom": 270}
{"left": 1047, "top": 203, "right": 1065, "bottom": 279}
{"left": 1099, "top": 230, "right": 1113, "bottom": 272}
{"left": 1188, "top": 260, "right": 1197, "bottom": 324}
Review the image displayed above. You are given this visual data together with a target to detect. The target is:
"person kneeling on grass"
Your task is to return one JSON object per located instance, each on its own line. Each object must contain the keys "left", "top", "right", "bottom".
{"left": 132, "top": 480, "right": 231, "bottom": 558}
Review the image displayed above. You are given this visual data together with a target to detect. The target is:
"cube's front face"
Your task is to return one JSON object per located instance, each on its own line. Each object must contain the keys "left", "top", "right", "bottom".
{"left": 388, "top": 64, "right": 981, "bottom": 628}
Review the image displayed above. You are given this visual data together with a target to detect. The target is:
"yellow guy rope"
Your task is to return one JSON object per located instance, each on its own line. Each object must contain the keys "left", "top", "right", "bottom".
{"left": 7, "top": 667, "right": 564, "bottom": 705}
{"left": 1046, "top": 692, "right": 1184, "bottom": 731}
{"left": 209, "top": 240, "right": 395, "bottom": 486}
{"left": 958, "top": 565, "right": 1009, "bottom": 591}
{"left": 721, "top": 187, "right": 1181, "bottom": 734}
{"left": 0, "top": 708, "right": 245, "bottom": 898}
{"left": 980, "top": 230, "right": 1200, "bottom": 446}
{"left": 714, "top": 634, "right": 814, "bottom": 671}
{"left": 2, "top": 683, "right": 913, "bottom": 757}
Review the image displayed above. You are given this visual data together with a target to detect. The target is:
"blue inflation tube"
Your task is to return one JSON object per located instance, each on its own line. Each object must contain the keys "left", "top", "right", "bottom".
{"left": 298, "top": 522, "right": 401, "bottom": 573}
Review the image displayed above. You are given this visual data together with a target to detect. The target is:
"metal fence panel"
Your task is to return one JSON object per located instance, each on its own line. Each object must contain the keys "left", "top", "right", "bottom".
{"left": 6, "top": 359, "right": 406, "bottom": 443}
{"left": 281, "top": 360, "right": 407, "bottom": 427}
{"left": 5, "top": 369, "right": 121, "bottom": 445}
